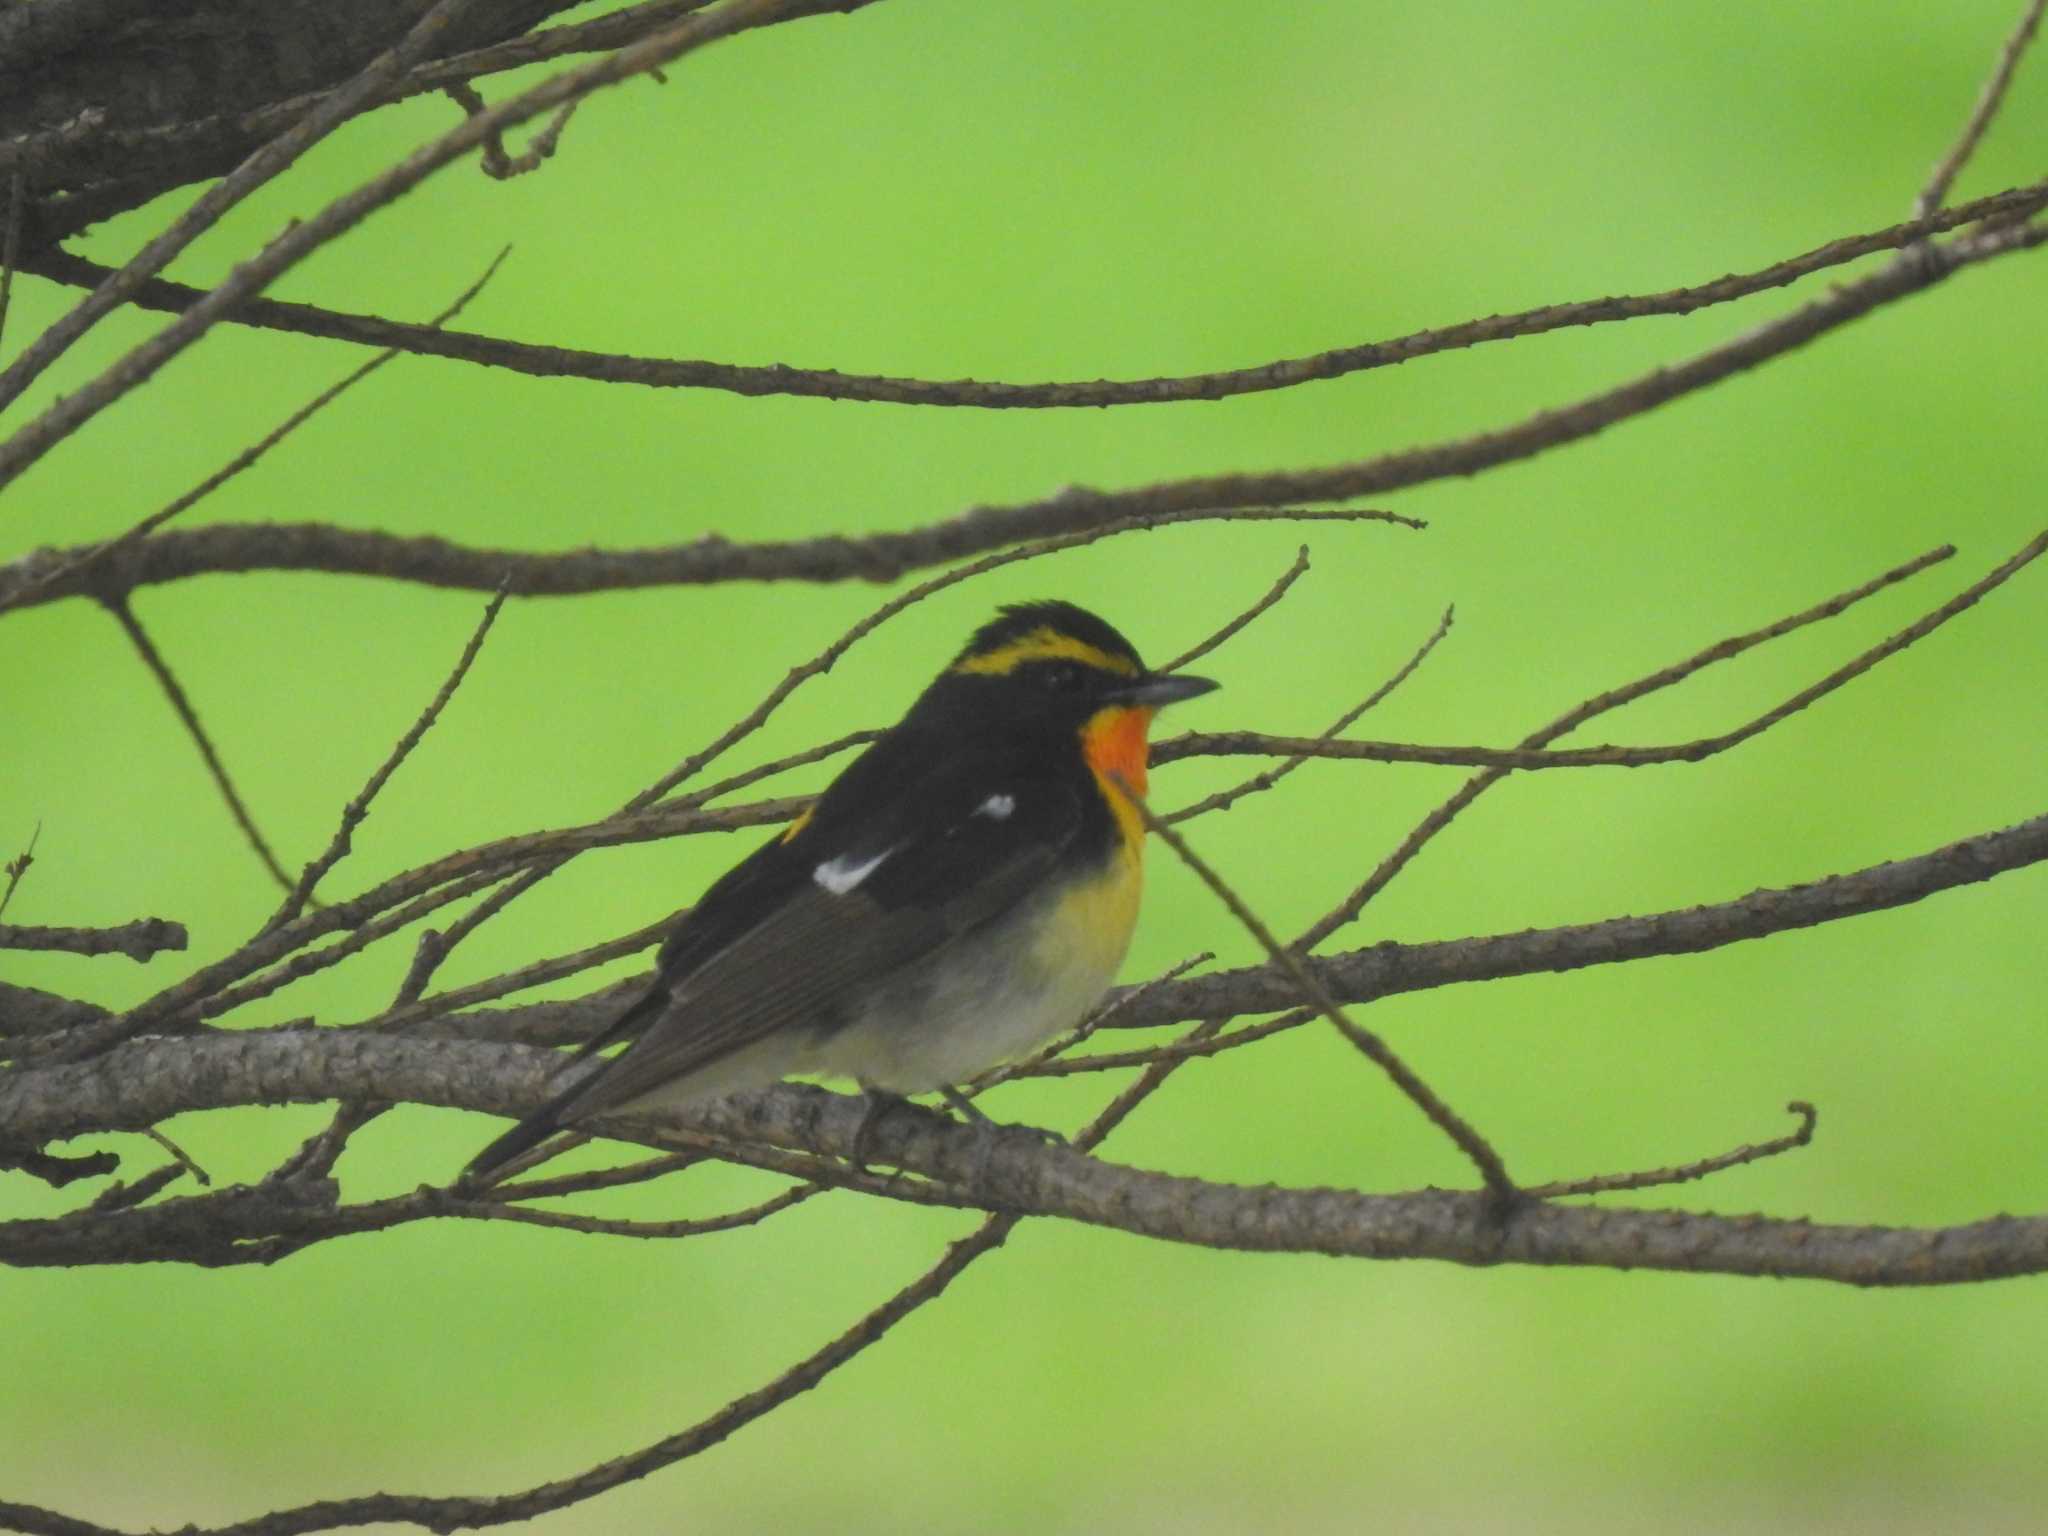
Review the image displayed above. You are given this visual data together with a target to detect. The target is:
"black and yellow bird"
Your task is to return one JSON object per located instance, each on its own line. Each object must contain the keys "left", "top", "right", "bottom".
{"left": 464, "top": 601, "right": 1217, "bottom": 1184}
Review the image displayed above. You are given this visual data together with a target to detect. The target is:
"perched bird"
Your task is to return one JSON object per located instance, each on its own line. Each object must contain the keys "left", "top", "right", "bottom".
{"left": 463, "top": 600, "right": 1217, "bottom": 1183}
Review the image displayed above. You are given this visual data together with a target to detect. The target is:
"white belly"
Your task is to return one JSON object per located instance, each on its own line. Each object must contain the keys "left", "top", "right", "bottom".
{"left": 809, "top": 851, "right": 1143, "bottom": 1092}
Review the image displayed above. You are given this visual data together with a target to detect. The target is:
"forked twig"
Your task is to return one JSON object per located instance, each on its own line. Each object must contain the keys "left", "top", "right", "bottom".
{"left": 0, "top": 249, "right": 509, "bottom": 621}
{"left": 101, "top": 596, "right": 294, "bottom": 894}
{"left": 1292, "top": 539, "right": 1975, "bottom": 954}
{"left": 266, "top": 582, "right": 511, "bottom": 933}
{"left": 1123, "top": 783, "right": 1517, "bottom": 1200}
{"left": 1167, "top": 604, "right": 1454, "bottom": 825}
{"left": 1914, "top": 0, "right": 2048, "bottom": 219}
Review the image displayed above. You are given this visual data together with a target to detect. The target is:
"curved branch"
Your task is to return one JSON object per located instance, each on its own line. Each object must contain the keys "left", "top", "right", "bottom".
{"left": 20, "top": 180, "right": 2048, "bottom": 407}
{"left": 0, "top": 509, "right": 1405, "bottom": 612}
{"left": 6, "top": 218, "right": 2041, "bottom": 605}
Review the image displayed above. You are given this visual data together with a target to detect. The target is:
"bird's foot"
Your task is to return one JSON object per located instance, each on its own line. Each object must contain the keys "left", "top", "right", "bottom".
{"left": 850, "top": 1086, "right": 917, "bottom": 1173}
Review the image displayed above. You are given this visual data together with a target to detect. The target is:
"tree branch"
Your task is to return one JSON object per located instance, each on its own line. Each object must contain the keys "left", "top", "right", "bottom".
{"left": 0, "top": 918, "right": 188, "bottom": 963}
{"left": 6, "top": 1038, "right": 2046, "bottom": 1290}
{"left": 17, "top": 179, "right": 2047, "bottom": 409}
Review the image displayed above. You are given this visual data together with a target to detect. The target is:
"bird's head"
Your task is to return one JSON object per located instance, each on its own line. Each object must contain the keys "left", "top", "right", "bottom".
{"left": 913, "top": 601, "right": 1219, "bottom": 792}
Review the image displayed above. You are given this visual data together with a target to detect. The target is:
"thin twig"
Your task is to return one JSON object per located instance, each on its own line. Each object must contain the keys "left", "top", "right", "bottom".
{"left": 1526, "top": 1103, "right": 1818, "bottom": 1200}
{"left": 1166, "top": 604, "right": 1454, "bottom": 824}
{"left": 101, "top": 596, "right": 294, "bottom": 894}
{"left": 0, "top": 824, "right": 38, "bottom": 923}
{"left": 966, "top": 950, "right": 1216, "bottom": 1096}
{"left": 1123, "top": 784, "right": 1518, "bottom": 1200}
{"left": 78, "top": 796, "right": 807, "bottom": 1055}
{"left": 0, "top": 248, "right": 509, "bottom": 622}
{"left": 1166, "top": 536, "right": 2042, "bottom": 778}
{"left": 142, "top": 1127, "right": 210, "bottom": 1187}
{"left": 488, "top": 1151, "right": 703, "bottom": 1203}
{"left": 1005, "top": 1007, "right": 1316, "bottom": 1079}
{"left": 1157, "top": 546, "right": 1310, "bottom": 673}
{"left": 446, "top": 84, "right": 579, "bottom": 178}
{"left": 266, "top": 583, "right": 511, "bottom": 932}
{"left": 1291, "top": 540, "right": 1967, "bottom": 954}
{"left": 1914, "top": 0, "right": 2048, "bottom": 219}
{"left": 361, "top": 910, "right": 677, "bottom": 1032}
{"left": 86, "top": 1162, "right": 189, "bottom": 1213}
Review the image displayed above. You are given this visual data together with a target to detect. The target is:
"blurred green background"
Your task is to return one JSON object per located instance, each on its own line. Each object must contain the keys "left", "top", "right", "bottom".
{"left": 5, "top": 1, "right": 2047, "bottom": 1530}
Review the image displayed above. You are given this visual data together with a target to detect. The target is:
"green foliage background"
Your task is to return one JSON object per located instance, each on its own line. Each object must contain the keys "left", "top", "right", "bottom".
{"left": 5, "top": 2, "right": 2046, "bottom": 1529}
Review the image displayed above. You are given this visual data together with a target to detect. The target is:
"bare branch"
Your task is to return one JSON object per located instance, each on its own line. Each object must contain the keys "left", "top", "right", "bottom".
{"left": 1157, "top": 545, "right": 1309, "bottom": 673}
{"left": 0, "top": 982, "right": 109, "bottom": 1041}
{"left": 1128, "top": 787, "right": 1518, "bottom": 1199}
{"left": 42, "top": 795, "right": 804, "bottom": 1062}
{"left": 0, "top": 509, "right": 1414, "bottom": 613}
{"left": 0, "top": 249, "right": 508, "bottom": 621}
{"left": 0, "top": 919, "right": 187, "bottom": 964}
{"left": 0, "top": 0, "right": 885, "bottom": 494}
{"left": 1914, "top": 0, "right": 2047, "bottom": 218}
{"left": 18, "top": 179, "right": 2047, "bottom": 411}
{"left": 101, "top": 596, "right": 295, "bottom": 894}
{"left": 266, "top": 584, "right": 510, "bottom": 931}
{"left": 1106, "top": 811, "right": 2048, "bottom": 1030}
{"left": 0, "top": 823, "right": 37, "bottom": 923}
{"left": 5, "top": 208, "right": 2039, "bottom": 607}
{"left": 0, "top": 168, "right": 21, "bottom": 355}
{"left": 1166, "top": 604, "right": 1455, "bottom": 825}
{"left": 1525, "top": 1103, "right": 1820, "bottom": 1199}
{"left": 0, "top": 1145, "right": 116, "bottom": 1188}
{"left": 1290, "top": 538, "right": 1970, "bottom": 954}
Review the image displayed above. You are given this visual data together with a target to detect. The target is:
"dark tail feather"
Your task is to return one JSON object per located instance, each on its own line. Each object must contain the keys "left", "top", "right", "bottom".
{"left": 462, "top": 1064, "right": 599, "bottom": 1187}
{"left": 461, "top": 983, "right": 672, "bottom": 1186}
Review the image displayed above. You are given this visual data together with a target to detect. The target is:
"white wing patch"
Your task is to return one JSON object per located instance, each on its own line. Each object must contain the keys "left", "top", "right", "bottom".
{"left": 814, "top": 847, "right": 893, "bottom": 896}
{"left": 975, "top": 793, "right": 1017, "bottom": 820}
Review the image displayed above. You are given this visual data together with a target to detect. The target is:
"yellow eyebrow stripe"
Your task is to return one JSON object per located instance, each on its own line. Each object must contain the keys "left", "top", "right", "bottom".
{"left": 953, "top": 628, "right": 1138, "bottom": 678}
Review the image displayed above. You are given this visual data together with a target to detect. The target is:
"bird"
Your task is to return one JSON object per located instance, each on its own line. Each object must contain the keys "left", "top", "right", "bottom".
{"left": 462, "top": 600, "right": 1218, "bottom": 1184}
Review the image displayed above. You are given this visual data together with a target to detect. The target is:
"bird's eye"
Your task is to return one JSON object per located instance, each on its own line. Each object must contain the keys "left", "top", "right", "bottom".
{"left": 1043, "top": 661, "right": 1090, "bottom": 693}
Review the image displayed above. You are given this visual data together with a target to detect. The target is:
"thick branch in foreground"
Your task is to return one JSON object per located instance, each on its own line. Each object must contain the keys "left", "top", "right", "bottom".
{"left": 4, "top": 1037, "right": 2043, "bottom": 1287}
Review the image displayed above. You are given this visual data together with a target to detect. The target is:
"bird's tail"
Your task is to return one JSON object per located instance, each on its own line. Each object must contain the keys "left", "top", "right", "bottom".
{"left": 461, "top": 983, "right": 673, "bottom": 1187}
{"left": 461, "top": 1091, "right": 572, "bottom": 1187}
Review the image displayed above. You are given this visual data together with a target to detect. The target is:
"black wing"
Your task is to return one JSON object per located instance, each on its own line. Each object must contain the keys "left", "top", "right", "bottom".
{"left": 553, "top": 743, "right": 1084, "bottom": 1122}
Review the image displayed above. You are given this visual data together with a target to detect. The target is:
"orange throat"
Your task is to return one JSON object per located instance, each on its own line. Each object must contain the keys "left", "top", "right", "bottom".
{"left": 1082, "top": 706, "right": 1152, "bottom": 849}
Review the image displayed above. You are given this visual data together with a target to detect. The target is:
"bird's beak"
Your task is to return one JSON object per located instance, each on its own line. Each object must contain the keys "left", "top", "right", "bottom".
{"left": 1112, "top": 671, "right": 1220, "bottom": 709}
